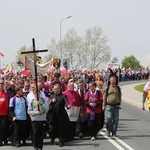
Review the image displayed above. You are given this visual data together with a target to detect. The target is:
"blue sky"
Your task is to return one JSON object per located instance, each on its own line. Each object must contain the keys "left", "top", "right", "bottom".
{"left": 0, "top": 0, "right": 150, "bottom": 68}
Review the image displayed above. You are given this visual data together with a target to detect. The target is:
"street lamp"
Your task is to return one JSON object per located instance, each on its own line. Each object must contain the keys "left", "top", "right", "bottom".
{"left": 60, "top": 16, "right": 72, "bottom": 63}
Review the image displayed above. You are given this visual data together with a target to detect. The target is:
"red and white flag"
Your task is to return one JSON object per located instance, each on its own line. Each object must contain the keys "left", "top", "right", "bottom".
{"left": 0, "top": 52, "right": 4, "bottom": 57}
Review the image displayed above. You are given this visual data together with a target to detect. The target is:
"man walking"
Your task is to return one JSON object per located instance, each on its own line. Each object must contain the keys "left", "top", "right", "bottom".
{"left": 47, "top": 84, "right": 71, "bottom": 147}
{"left": 84, "top": 82, "right": 103, "bottom": 141}
{"left": 102, "top": 76, "right": 122, "bottom": 137}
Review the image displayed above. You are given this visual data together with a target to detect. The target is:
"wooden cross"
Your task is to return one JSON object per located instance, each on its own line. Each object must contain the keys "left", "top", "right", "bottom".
{"left": 21, "top": 38, "right": 48, "bottom": 110}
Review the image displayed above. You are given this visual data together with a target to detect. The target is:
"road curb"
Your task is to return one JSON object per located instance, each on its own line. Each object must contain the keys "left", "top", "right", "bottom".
{"left": 121, "top": 82, "right": 149, "bottom": 111}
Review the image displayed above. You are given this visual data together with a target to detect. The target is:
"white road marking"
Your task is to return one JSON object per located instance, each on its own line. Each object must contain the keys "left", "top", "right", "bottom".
{"left": 100, "top": 131, "right": 135, "bottom": 150}
{"left": 100, "top": 131, "right": 125, "bottom": 150}
{"left": 113, "top": 136, "right": 135, "bottom": 150}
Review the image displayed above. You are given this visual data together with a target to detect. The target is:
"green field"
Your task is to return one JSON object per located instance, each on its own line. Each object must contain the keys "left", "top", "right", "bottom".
{"left": 134, "top": 83, "right": 146, "bottom": 93}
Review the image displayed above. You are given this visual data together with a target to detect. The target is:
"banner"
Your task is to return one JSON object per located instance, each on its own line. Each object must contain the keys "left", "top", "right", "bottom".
{"left": 24, "top": 56, "right": 52, "bottom": 75}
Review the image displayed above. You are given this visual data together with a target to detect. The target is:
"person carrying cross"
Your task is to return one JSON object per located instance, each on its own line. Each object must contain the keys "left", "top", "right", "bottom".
{"left": 27, "top": 83, "right": 48, "bottom": 150}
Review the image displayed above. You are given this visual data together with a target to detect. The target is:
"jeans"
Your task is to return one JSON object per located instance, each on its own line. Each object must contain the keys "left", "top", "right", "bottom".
{"left": 105, "top": 105, "right": 119, "bottom": 133}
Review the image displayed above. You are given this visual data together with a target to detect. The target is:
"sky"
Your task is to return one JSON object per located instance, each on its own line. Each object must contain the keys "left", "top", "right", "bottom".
{"left": 0, "top": 0, "right": 150, "bottom": 68}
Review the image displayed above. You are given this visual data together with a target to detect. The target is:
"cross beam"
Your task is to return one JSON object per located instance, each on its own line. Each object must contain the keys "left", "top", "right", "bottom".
{"left": 21, "top": 49, "right": 48, "bottom": 54}
{"left": 21, "top": 38, "right": 48, "bottom": 110}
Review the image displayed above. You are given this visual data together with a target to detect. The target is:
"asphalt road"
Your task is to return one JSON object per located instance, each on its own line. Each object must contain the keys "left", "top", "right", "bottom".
{"left": 1, "top": 80, "right": 150, "bottom": 150}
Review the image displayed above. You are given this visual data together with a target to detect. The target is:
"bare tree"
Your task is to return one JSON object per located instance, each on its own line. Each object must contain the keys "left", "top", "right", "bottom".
{"left": 47, "top": 38, "right": 59, "bottom": 58}
{"left": 47, "top": 26, "right": 111, "bottom": 70}
{"left": 83, "top": 26, "right": 111, "bottom": 70}
{"left": 62, "top": 28, "right": 82, "bottom": 67}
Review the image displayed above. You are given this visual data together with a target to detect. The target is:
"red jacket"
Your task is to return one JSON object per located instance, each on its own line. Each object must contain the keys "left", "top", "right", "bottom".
{"left": 0, "top": 90, "right": 9, "bottom": 116}
{"left": 85, "top": 90, "right": 103, "bottom": 113}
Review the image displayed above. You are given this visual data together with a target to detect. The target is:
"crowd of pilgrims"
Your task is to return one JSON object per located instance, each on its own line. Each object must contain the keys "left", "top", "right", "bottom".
{"left": 0, "top": 68, "right": 147, "bottom": 149}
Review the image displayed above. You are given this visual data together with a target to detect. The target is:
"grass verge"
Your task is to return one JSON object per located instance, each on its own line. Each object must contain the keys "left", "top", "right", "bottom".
{"left": 134, "top": 83, "right": 146, "bottom": 93}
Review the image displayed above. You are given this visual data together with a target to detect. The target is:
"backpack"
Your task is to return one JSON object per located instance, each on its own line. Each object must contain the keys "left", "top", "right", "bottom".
{"left": 105, "top": 85, "right": 121, "bottom": 105}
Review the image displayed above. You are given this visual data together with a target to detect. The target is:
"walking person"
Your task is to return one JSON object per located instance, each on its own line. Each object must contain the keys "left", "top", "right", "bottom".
{"left": 63, "top": 82, "right": 83, "bottom": 140}
{"left": 102, "top": 76, "right": 122, "bottom": 137}
{"left": 27, "top": 84, "right": 48, "bottom": 150}
{"left": 9, "top": 86, "right": 28, "bottom": 147}
{"left": 84, "top": 82, "right": 103, "bottom": 141}
{"left": 76, "top": 79, "right": 88, "bottom": 138}
{"left": 47, "top": 84, "right": 71, "bottom": 147}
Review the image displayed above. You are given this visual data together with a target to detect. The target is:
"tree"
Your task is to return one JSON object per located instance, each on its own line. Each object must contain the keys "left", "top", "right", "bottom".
{"left": 48, "top": 38, "right": 59, "bottom": 58}
{"left": 83, "top": 26, "right": 111, "bottom": 70}
{"left": 121, "top": 55, "right": 142, "bottom": 69}
{"left": 47, "top": 26, "right": 111, "bottom": 70}
{"left": 63, "top": 28, "right": 82, "bottom": 67}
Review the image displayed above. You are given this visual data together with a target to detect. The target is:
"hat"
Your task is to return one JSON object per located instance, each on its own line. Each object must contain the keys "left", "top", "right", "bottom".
{"left": 54, "top": 72, "right": 61, "bottom": 78}
{"left": 67, "top": 82, "right": 74, "bottom": 87}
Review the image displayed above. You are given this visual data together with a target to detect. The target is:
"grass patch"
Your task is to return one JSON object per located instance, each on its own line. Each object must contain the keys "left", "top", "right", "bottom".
{"left": 134, "top": 84, "right": 146, "bottom": 93}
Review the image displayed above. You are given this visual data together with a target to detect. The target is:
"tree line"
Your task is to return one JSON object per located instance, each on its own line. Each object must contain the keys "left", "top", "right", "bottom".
{"left": 15, "top": 26, "right": 142, "bottom": 70}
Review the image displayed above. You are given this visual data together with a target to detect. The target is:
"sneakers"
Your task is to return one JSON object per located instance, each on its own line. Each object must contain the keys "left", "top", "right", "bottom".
{"left": 106, "top": 132, "right": 117, "bottom": 137}
{"left": 91, "top": 136, "right": 95, "bottom": 141}
{"left": 112, "top": 132, "right": 117, "bottom": 137}
{"left": 106, "top": 132, "right": 110, "bottom": 137}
